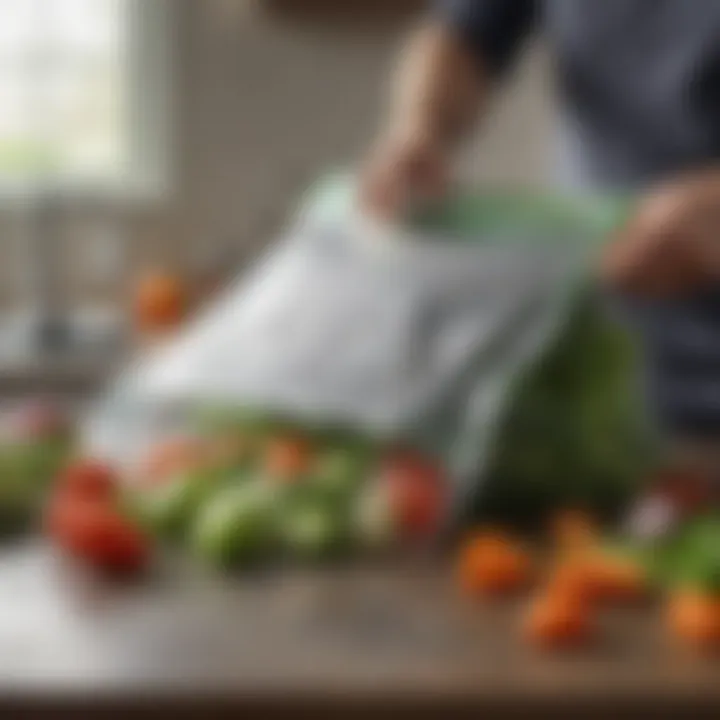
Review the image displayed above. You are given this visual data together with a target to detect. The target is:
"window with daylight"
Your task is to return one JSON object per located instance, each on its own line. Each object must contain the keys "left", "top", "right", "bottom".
{"left": 0, "top": 0, "right": 171, "bottom": 196}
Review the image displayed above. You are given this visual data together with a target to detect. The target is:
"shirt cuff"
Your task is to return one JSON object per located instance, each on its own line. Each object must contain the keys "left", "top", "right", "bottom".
{"left": 434, "top": 0, "right": 538, "bottom": 77}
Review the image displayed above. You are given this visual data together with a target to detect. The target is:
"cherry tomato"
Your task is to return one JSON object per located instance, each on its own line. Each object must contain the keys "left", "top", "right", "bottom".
{"left": 381, "top": 449, "right": 448, "bottom": 538}
{"left": 47, "top": 495, "right": 150, "bottom": 574}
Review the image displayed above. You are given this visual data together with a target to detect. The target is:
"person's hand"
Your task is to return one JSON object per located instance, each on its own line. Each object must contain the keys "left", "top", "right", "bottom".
{"left": 601, "top": 173, "right": 720, "bottom": 297}
{"left": 360, "top": 119, "right": 450, "bottom": 220}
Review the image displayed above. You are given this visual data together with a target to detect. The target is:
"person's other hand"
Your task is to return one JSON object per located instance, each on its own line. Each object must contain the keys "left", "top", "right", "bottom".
{"left": 602, "top": 173, "right": 720, "bottom": 297}
{"left": 360, "top": 119, "right": 449, "bottom": 220}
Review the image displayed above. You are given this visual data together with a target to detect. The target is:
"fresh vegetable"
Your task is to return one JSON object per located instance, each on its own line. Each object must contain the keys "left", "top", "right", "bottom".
{"left": 134, "top": 268, "right": 187, "bottom": 331}
{"left": 135, "top": 470, "right": 212, "bottom": 538}
{"left": 380, "top": 450, "right": 447, "bottom": 540}
{"left": 206, "top": 433, "right": 252, "bottom": 472}
{"left": 264, "top": 435, "right": 313, "bottom": 482}
{"left": 282, "top": 502, "right": 346, "bottom": 559}
{"left": 477, "top": 294, "right": 653, "bottom": 523}
{"left": 547, "top": 550, "right": 647, "bottom": 606}
{"left": 522, "top": 590, "right": 593, "bottom": 650}
{"left": 666, "top": 590, "right": 720, "bottom": 652}
{"left": 0, "top": 466, "right": 48, "bottom": 532}
{"left": 549, "top": 509, "right": 598, "bottom": 555}
{"left": 353, "top": 480, "right": 396, "bottom": 550}
{"left": 310, "top": 448, "right": 364, "bottom": 500}
{"left": 191, "top": 483, "right": 278, "bottom": 568}
{"left": 0, "top": 404, "right": 73, "bottom": 533}
{"left": 44, "top": 454, "right": 150, "bottom": 575}
{"left": 457, "top": 530, "right": 532, "bottom": 597}
{"left": 586, "top": 551, "right": 648, "bottom": 603}
{"left": 38, "top": 418, "right": 454, "bottom": 571}
{"left": 638, "top": 514, "right": 720, "bottom": 592}
{"left": 547, "top": 555, "right": 600, "bottom": 604}
{"left": 46, "top": 494, "right": 150, "bottom": 574}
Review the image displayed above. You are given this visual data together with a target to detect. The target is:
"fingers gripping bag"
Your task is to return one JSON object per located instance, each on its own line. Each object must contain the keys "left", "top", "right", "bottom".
{"left": 81, "top": 175, "right": 652, "bottom": 562}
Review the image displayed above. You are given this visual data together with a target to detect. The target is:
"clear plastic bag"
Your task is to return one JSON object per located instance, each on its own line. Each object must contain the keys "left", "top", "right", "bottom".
{"left": 83, "top": 178, "right": 612, "bottom": 516}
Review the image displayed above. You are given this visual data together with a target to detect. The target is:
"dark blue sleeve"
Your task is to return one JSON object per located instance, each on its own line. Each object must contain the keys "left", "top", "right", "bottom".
{"left": 435, "top": 0, "right": 539, "bottom": 76}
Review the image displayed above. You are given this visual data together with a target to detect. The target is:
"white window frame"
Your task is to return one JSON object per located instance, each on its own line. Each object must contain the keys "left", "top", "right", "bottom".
{"left": 0, "top": 0, "right": 175, "bottom": 205}
{"left": 122, "top": 0, "right": 175, "bottom": 203}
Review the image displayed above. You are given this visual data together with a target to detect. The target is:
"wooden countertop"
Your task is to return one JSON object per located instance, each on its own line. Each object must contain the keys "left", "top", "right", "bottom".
{"left": 1, "top": 541, "right": 719, "bottom": 719}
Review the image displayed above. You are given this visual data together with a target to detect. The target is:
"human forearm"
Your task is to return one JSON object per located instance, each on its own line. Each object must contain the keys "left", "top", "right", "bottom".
{"left": 603, "top": 169, "right": 720, "bottom": 296}
{"left": 362, "top": 1, "right": 537, "bottom": 218}
{"left": 385, "top": 21, "right": 489, "bottom": 149}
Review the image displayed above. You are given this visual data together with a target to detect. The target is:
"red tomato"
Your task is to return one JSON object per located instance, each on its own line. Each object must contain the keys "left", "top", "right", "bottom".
{"left": 381, "top": 450, "right": 448, "bottom": 538}
{"left": 47, "top": 495, "right": 150, "bottom": 574}
{"left": 264, "top": 435, "right": 312, "bottom": 481}
{"left": 56, "top": 459, "right": 117, "bottom": 501}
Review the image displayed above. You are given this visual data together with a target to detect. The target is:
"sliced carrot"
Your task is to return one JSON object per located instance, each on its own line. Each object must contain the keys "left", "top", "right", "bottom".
{"left": 522, "top": 590, "right": 594, "bottom": 650}
{"left": 547, "top": 549, "right": 647, "bottom": 607}
{"left": 667, "top": 590, "right": 720, "bottom": 652}
{"left": 549, "top": 509, "right": 598, "bottom": 556}
{"left": 264, "top": 435, "right": 313, "bottom": 481}
{"left": 457, "top": 530, "right": 532, "bottom": 597}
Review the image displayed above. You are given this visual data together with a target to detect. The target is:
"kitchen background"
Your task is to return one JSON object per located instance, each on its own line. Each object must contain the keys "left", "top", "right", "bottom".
{"left": 0, "top": 0, "right": 552, "bottom": 323}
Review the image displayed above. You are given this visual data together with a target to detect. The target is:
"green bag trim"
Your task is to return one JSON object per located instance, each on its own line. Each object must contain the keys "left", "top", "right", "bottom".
{"left": 303, "top": 172, "right": 634, "bottom": 246}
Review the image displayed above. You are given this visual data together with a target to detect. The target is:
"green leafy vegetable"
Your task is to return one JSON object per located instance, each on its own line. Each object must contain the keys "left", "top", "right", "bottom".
{"left": 475, "top": 291, "right": 654, "bottom": 524}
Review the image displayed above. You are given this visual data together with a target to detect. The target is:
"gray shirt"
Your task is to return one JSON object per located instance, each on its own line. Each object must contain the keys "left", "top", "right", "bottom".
{"left": 438, "top": 0, "right": 720, "bottom": 190}
{"left": 438, "top": 0, "right": 720, "bottom": 437}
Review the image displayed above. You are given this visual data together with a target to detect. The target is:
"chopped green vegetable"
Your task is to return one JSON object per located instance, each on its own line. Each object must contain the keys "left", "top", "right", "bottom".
{"left": 191, "top": 483, "right": 279, "bottom": 568}
{"left": 308, "top": 448, "right": 366, "bottom": 502}
{"left": 282, "top": 502, "right": 346, "bottom": 559}
{"left": 353, "top": 482, "right": 395, "bottom": 550}
{"left": 475, "top": 291, "right": 654, "bottom": 524}
{"left": 135, "top": 471, "right": 211, "bottom": 538}
{"left": 606, "top": 514, "right": 720, "bottom": 594}
{"left": 0, "top": 438, "right": 71, "bottom": 531}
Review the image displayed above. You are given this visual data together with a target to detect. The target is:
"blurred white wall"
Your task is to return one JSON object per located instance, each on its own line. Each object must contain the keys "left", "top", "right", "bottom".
{"left": 175, "top": 5, "right": 553, "bottom": 271}
{"left": 0, "top": 1, "right": 554, "bottom": 308}
{"left": 463, "top": 44, "right": 553, "bottom": 186}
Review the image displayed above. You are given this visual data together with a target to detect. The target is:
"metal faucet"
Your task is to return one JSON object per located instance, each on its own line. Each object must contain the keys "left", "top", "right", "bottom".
{"left": 22, "top": 184, "right": 70, "bottom": 354}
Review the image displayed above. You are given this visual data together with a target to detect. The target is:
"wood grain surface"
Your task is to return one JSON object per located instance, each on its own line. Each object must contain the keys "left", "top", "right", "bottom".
{"left": 0, "top": 540, "right": 719, "bottom": 718}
